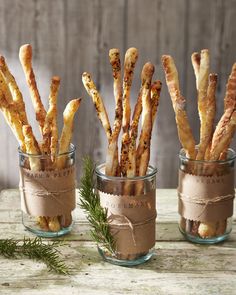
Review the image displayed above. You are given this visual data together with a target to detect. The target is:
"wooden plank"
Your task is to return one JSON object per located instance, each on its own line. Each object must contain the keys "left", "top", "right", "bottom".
{"left": 0, "top": 241, "right": 236, "bottom": 295}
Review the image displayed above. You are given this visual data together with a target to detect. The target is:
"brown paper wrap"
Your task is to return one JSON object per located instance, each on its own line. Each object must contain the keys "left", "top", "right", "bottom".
{"left": 99, "top": 190, "right": 156, "bottom": 256}
{"left": 19, "top": 166, "right": 76, "bottom": 217}
{"left": 178, "top": 170, "right": 235, "bottom": 222}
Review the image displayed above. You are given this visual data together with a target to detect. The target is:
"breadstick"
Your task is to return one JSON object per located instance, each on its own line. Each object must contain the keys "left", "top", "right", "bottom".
{"left": 224, "top": 63, "right": 236, "bottom": 111}
{"left": 218, "top": 63, "right": 236, "bottom": 159}
{"left": 151, "top": 80, "right": 162, "bottom": 125}
{"left": 105, "top": 49, "right": 123, "bottom": 176}
{"left": 127, "top": 62, "right": 154, "bottom": 178}
{"left": 82, "top": 72, "right": 112, "bottom": 140}
{"left": 0, "top": 91, "right": 25, "bottom": 150}
{"left": 19, "top": 44, "right": 46, "bottom": 132}
{"left": 209, "top": 109, "right": 236, "bottom": 160}
{"left": 22, "top": 125, "right": 41, "bottom": 170}
{"left": 191, "top": 52, "right": 200, "bottom": 89}
{"left": 121, "top": 48, "right": 138, "bottom": 176}
{"left": 197, "top": 73, "right": 217, "bottom": 160}
{"left": 0, "top": 71, "right": 13, "bottom": 103}
{"left": 0, "top": 55, "right": 28, "bottom": 124}
{"left": 42, "top": 76, "right": 60, "bottom": 156}
{"left": 57, "top": 98, "right": 81, "bottom": 169}
{"left": 162, "top": 55, "right": 196, "bottom": 159}
{"left": 196, "top": 50, "right": 210, "bottom": 160}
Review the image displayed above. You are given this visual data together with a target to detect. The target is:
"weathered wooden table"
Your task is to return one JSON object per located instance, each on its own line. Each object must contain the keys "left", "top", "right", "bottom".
{"left": 0, "top": 189, "right": 235, "bottom": 295}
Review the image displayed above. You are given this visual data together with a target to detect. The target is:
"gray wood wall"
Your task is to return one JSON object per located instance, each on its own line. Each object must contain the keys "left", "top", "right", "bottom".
{"left": 0, "top": 0, "right": 235, "bottom": 190}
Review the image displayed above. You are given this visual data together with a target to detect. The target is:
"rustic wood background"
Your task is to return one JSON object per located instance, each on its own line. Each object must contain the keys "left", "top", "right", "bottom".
{"left": 0, "top": 0, "right": 235, "bottom": 190}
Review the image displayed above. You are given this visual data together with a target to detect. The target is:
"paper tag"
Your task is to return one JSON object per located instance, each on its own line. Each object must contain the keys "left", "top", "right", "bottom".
{"left": 99, "top": 190, "right": 156, "bottom": 256}
{"left": 178, "top": 170, "right": 235, "bottom": 222}
{"left": 20, "top": 166, "right": 76, "bottom": 217}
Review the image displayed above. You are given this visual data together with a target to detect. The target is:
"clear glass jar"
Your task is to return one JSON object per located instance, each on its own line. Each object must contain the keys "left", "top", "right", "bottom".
{"left": 95, "top": 164, "right": 157, "bottom": 266}
{"left": 19, "top": 144, "right": 76, "bottom": 238}
{"left": 178, "top": 148, "right": 235, "bottom": 244}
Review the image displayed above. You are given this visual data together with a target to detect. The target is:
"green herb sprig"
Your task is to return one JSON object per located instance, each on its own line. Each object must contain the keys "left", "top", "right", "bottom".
{"left": 79, "top": 157, "right": 115, "bottom": 254}
{"left": 0, "top": 237, "right": 69, "bottom": 274}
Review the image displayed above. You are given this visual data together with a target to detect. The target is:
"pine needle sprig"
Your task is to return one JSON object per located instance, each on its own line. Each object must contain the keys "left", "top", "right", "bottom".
{"left": 0, "top": 237, "right": 69, "bottom": 274}
{"left": 79, "top": 156, "right": 115, "bottom": 254}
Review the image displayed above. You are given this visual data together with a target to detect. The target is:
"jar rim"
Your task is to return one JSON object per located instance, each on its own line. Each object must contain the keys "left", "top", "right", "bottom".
{"left": 18, "top": 143, "right": 76, "bottom": 158}
{"left": 95, "top": 163, "right": 157, "bottom": 181}
{"left": 179, "top": 148, "right": 236, "bottom": 163}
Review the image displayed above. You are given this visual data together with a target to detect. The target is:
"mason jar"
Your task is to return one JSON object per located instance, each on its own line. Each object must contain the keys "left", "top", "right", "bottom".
{"left": 178, "top": 148, "right": 235, "bottom": 244}
{"left": 19, "top": 144, "right": 76, "bottom": 238}
{"left": 95, "top": 164, "right": 157, "bottom": 266}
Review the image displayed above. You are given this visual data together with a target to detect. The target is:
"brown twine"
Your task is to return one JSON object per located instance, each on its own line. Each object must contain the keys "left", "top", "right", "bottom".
{"left": 178, "top": 192, "right": 235, "bottom": 218}
{"left": 20, "top": 168, "right": 76, "bottom": 209}
{"left": 107, "top": 212, "right": 157, "bottom": 247}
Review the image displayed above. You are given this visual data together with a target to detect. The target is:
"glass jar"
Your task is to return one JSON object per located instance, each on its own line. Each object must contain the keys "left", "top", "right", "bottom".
{"left": 178, "top": 148, "right": 235, "bottom": 244}
{"left": 95, "top": 164, "right": 157, "bottom": 266}
{"left": 19, "top": 144, "right": 76, "bottom": 238}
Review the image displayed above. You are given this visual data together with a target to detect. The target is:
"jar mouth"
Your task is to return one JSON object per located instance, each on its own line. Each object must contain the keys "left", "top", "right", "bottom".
{"left": 95, "top": 163, "right": 157, "bottom": 181}
{"left": 179, "top": 148, "right": 236, "bottom": 163}
{"left": 18, "top": 143, "right": 76, "bottom": 158}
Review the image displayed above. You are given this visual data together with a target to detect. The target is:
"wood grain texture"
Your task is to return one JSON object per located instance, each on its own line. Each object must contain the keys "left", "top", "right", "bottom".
{"left": 0, "top": 0, "right": 235, "bottom": 190}
{"left": 0, "top": 189, "right": 236, "bottom": 295}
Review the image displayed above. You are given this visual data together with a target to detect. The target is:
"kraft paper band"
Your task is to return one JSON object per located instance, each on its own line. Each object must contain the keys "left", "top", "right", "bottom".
{"left": 178, "top": 170, "right": 235, "bottom": 222}
{"left": 99, "top": 190, "right": 156, "bottom": 256}
{"left": 20, "top": 166, "right": 76, "bottom": 217}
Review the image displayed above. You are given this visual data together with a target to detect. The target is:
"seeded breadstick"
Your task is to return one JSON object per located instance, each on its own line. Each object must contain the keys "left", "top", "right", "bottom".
{"left": 196, "top": 50, "right": 210, "bottom": 160}
{"left": 0, "top": 71, "right": 13, "bottom": 103}
{"left": 209, "top": 109, "right": 236, "bottom": 160}
{"left": 57, "top": 98, "right": 81, "bottom": 169}
{"left": 197, "top": 73, "right": 217, "bottom": 160}
{"left": 19, "top": 44, "right": 46, "bottom": 132}
{"left": 42, "top": 76, "right": 60, "bottom": 156}
{"left": 121, "top": 48, "right": 139, "bottom": 176}
{"left": 136, "top": 67, "right": 154, "bottom": 177}
{"left": 0, "top": 90, "right": 25, "bottom": 150}
{"left": 151, "top": 80, "right": 162, "bottom": 125}
{"left": 106, "top": 49, "right": 123, "bottom": 176}
{"left": 127, "top": 62, "right": 154, "bottom": 178}
{"left": 22, "top": 125, "right": 41, "bottom": 170}
{"left": 224, "top": 63, "right": 236, "bottom": 111}
{"left": 162, "top": 55, "right": 196, "bottom": 159}
{"left": 191, "top": 52, "right": 200, "bottom": 89}
{"left": 82, "top": 72, "right": 112, "bottom": 140}
{"left": 0, "top": 55, "right": 28, "bottom": 124}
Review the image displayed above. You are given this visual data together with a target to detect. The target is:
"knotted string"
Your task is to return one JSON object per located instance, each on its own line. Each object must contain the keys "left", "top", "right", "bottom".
{"left": 107, "top": 212, "right": 157, "bottom": 247}
{"left": 178, "top": 192, "right": 235, "bottom": 218}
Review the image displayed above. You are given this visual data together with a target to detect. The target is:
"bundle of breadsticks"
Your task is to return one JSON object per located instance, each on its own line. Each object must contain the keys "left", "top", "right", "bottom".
{"left": 0, "top": 44, "right": 81, "bottom": 232}
{"left": 82, "top": 47, "right": 161, "bottom": 193}
{"left": 162, "top": 49, "right": 236, "bottom": 239}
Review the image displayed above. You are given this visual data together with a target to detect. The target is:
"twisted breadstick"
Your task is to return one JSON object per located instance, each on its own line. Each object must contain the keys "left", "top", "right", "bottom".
{"left": 19, "top": 44, "right": 46, "bottom": 133}
{"left": 82, "top": 72, "right": 112, "bottom": 140}
{"left": 42, "top": 76, "right": 60, "bottom": 157}
{"left": 57, "top": 98, "right": 81, "bottom": 169}
{"left": 128, "top": 62, "right": 154, "bottom": 177}
{"left": 196, "top": 50, "right": 210, "bottom": 160}
{"left": 197, "top": 73, "right": 217, "bottom": 160}
{"left": 105, "top": 49, "right": 123, "bottom": 176}
{"left": 209, "top": 109, "right": 236, "bottom": 160}
{"left": 191, "top": 52, "right": 200, "bottom": 89}
{"left": 162, "top": 55, "right": 196, "bottom": 159}
{"left": 151, "top": 80, "right": 162, "bottom": 124}
{"left": 0, "top": 55, "right": 28, "bottom": 124}
{"left": 22, "top": 125, "right": 41, "bottom": 170}
{"left": 120, "top": 48, "right": 138, "bottom": 176}
{"left": 224, "top": 63, "right": 236, "bottom": 111}
{"left": 0, "top": 90, "right": 25, "bottom": 150}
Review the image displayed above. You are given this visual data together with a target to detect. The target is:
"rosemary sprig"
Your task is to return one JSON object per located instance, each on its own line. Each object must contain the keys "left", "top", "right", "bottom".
{"left": 79, "top": 156, "right": 115, "bottom": 254}
{"left": 0, "top": 237, "right": 69, "bottom": 274}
